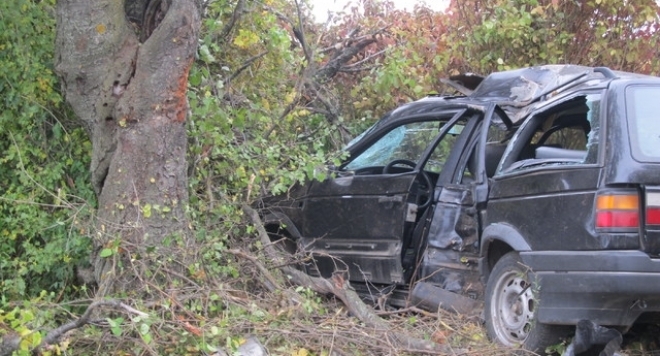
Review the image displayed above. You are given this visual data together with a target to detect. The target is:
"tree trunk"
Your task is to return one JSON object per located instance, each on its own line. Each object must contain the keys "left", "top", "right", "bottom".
{"left": 55, "top": 0, "right": 200, "bottom": 295}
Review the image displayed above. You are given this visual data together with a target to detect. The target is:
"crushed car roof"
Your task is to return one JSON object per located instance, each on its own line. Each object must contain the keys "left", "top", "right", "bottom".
{"left": 462, "top": 64, "right": 651, "bottom": 123}
{"left": 363, "top": 65, "right": 655, "bottom": 140}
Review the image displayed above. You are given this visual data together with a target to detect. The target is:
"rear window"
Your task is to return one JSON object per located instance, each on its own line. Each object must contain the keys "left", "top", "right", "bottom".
{"left": 626, "top": 86, "right": 660, "bottom": 162}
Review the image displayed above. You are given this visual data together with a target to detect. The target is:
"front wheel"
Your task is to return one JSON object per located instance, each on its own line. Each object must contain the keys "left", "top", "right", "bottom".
{"left": 266, "top": 225, "right": 299, "bottom": 256}
{"left": 485, "top": 252, "right": 570, "bottom": 354}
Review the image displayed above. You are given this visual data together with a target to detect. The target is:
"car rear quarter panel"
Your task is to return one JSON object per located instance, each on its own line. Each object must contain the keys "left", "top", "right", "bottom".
{"left": 487, "top": 167, "right": 603, "bottom": 250}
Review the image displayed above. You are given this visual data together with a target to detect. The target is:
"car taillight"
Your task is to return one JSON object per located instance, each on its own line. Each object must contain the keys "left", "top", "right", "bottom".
{"left": 596, "top": 193, "right": 639, "bottom": 229}
{"left": 648, "top": 192, "right": 660, "bottom": 226}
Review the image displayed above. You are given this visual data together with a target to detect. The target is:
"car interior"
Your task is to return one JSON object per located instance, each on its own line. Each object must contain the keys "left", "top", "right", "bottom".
{"left": 500, "top": 95, "right": 594, "bottom": 173}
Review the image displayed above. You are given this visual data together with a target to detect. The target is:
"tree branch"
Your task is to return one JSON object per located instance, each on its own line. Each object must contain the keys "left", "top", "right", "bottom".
{"left": 341, "top": 48, "right": 388, "bottom": 69}
{"left": 224, "top": 51, "right": 269, "bottom": 85}
{"left": 263, "top": 2, "right": 312, "bottom": 63}
{"left": 219, "top": 0, "right": 245, "bottom": 39}
{"left": 338, "top": 65, "right": 379, "bottom": 73}
{"left": 241, "top": 204, "right": 461, "bottom": 355}
{"left": 314, "top": 26, "right": 388, "bottom": 81}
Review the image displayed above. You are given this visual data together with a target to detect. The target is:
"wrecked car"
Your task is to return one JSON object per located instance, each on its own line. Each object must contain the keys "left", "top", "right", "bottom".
{"left": 258, "top": 65, "right": 660, "bottom": 353}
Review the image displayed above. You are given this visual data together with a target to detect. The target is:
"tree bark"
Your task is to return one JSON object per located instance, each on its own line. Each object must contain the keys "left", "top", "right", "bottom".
{"left": 55, "top": 0, "right": 200, "bottom": 295}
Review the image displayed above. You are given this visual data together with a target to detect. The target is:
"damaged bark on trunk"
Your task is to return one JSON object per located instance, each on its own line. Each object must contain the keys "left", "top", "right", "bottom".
{"left": 55, "top": 0, "right": 200, "bottom": 295}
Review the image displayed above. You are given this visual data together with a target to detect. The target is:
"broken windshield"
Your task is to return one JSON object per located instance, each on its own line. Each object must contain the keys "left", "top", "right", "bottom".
{"left": 344, "top": 121, "right": 446, "bottom": 171}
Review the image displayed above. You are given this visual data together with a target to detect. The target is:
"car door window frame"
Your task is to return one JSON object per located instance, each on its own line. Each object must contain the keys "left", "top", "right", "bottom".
{"left": 496, "top": 91, "right": 603, "bottom": 176}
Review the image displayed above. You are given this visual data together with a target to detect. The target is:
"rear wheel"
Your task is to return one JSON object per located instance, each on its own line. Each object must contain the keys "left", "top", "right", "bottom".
{"left": 485, "top": 252, "right": 570, "bottom": 354}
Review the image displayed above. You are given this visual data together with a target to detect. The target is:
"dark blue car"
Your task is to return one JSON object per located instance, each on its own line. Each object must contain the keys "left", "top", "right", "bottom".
{"left": 259, "top": 65, "right": 660, "bottom": 353}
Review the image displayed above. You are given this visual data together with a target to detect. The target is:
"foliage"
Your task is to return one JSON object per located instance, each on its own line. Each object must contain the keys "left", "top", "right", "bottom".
{"left": 3, "top": 0, "right": 660, "bottom": 354}
{"left": 188, "top": 0, "right": 343, "bottom": 233}
{"left": 0, "top": 0, "right": 94, "bottom": 298}
{"left": 445, "top": 0, "right": 660, "bottom": 74}
{"left": 326, "top": 0, "right": 660, "bottom": 123}
{"left": 349, "top": 3, "right": 451, "bottom": 121}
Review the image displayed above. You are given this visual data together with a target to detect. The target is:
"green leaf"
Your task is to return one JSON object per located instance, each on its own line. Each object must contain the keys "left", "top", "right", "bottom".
{"left": 99, "top": 249, "right": 114, "bottom": 258}
{"left": 142, "top": 204, "right": 152, "bottom": 218}
{"left": 199, "top": 44, "right": 216, "bottom": 63}
{"left": 107, "top": 317, "right": 124, "bottom": 336}
{"left": 139, "top": 323, "right": 150, "bottom": 335}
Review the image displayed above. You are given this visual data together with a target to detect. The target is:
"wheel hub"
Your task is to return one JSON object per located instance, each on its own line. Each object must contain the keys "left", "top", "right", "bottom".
{"left": 494, "top": 272, "right": 536, "bottom": 345}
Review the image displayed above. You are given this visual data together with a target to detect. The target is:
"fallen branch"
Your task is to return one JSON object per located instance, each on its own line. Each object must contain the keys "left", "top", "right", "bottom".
{"left": 242, "top": 204, "right": 461, "bottom": 354}
{"left": 227, "top": 248, "right": 283, "bottom": 293}
{"left": 0, "top": 300, "right": 148, "bottom": 356}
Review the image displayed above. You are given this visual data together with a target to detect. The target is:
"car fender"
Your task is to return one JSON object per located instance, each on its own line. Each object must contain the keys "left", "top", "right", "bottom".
{"left": 262, "top": 211, "right": 302, "bottom": 240}
{"left": 479, "top": 223, "right": 532, "bottom": 278}
{"left": 481, "top": 223, "right": 532, "bottom": 254}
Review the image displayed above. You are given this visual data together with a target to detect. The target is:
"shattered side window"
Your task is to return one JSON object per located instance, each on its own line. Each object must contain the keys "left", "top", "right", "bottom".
{"left": 626, "top": 86, "right": 660, "bottom": 162}
{"left": 344, "top": 121, "right": 443, "bottom": 171}
{"left": 500, "top": 93, "right": 601, "bottom": 173}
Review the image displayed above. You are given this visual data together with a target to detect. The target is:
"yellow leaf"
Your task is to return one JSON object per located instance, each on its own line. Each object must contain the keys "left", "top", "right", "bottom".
{"left": 261, "top": 98, "right": 270, "bottom": 111}
{"left": 236, "top": 166, "right": 246, "bottom": 178}
{"left": 233, "top": 29, "right": 260, "bottom": 49}
{"left": 96, "top": 24, "right": 106, "bottom": 34}
{"left": 292, "top": 348, "right": 309, "bottom": 356}
{"left": 285, "top": 91, "right": 296, "bottom": 104}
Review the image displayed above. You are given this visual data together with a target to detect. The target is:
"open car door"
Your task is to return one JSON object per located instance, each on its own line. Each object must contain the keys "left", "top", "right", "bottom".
{"left": 412, "top": 104, "right": 502, "bottom": 307}
{"left": 300, "top": 108, "right": 485, "bottom": 285}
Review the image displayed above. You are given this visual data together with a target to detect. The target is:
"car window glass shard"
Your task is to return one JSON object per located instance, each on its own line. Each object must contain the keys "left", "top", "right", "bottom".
{"left": 584, "top": 94, "right": 602, "bottom": 164}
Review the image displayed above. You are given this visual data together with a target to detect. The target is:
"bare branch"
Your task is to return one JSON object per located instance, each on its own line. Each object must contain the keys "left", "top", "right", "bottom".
{"left": 227, "top": 248, "right": 281, "bottom": 293}
{"left": 220, "top": 0, "right": 245, "bottom": 39}
{"left": 341, "top": 48, "right": 388, "bottom": 69}
{"left": 293, "top": 0, "right": 312, "bottom": 63}
{"left": 42, "top": 300, "right": 148, "bottom": 347}
{"left": 338, "top": 65, "right": 379, "bottom": 73}
{"left": 315, "top": 26, "right": 388, "bottom": 81}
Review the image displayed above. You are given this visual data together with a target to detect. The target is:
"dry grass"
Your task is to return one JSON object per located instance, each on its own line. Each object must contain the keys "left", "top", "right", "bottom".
{"left": 56, "top": 221, "right": 660, "bottom": 356}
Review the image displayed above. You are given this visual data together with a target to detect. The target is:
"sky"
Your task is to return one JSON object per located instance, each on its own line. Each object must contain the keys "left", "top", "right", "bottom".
{"left": 310, "top": 0, "right": 449, "bottom": 21}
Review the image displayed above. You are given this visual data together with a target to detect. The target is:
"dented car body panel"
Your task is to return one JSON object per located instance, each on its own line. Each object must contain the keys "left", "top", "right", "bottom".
{"left": 259, "top": 65, "right": 660, "bottom": 338}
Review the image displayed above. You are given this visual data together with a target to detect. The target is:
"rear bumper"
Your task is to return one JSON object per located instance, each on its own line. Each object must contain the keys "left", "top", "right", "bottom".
{"left": 520, "top": 250, "right": 660, "bottom": 327}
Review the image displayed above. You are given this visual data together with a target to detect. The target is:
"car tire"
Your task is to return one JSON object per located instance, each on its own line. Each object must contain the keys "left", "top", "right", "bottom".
{"left": 485, "top": 252, "right": 570, "bottom": 354}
